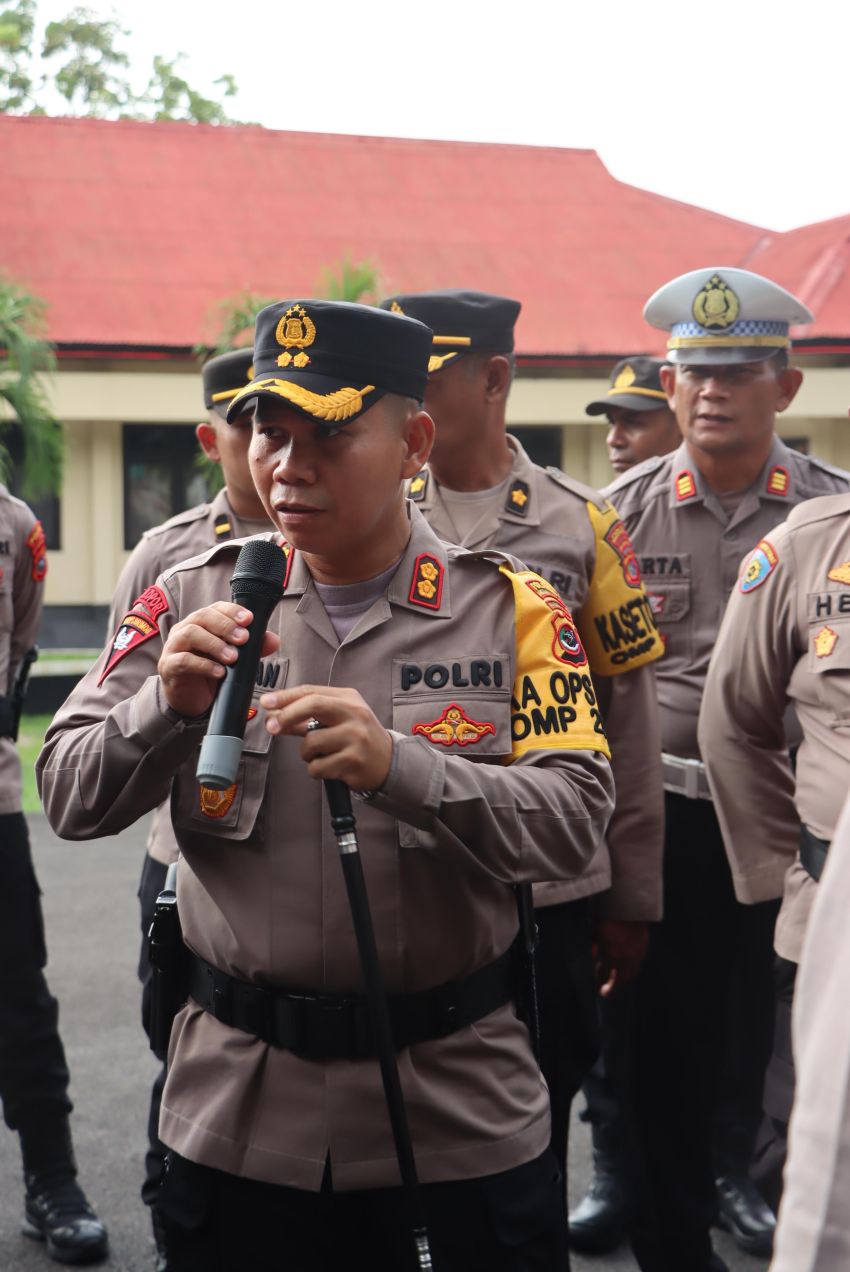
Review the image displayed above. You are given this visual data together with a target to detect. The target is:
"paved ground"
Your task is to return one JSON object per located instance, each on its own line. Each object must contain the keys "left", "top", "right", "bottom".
{"left": 0, "top": 814, "right": 770, "bottom": 1271}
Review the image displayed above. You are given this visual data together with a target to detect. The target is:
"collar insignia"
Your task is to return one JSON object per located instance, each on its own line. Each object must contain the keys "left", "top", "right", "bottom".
{"left": 275, "top": 304, "right": 316, "bottom": 369}
{"left": 613, "top": 365, "right": 636, "bottom": 390}
{"left": 692, "top": 274, "right": 741, "bottom": 330}
{"left": 199, "top": 783, "right": 238, "bottom": 818}
{"left": 814, "top": 625, "right": 839, "bottom": 658}
{"left": 827, "top": 562, "right": 850, "bottom": 585}
{"left": 408, "top": 471, "right": 428, "bottom": 502}
{"left": 214, "top": 514, "right": 233, "bottom": 539}
{"left": 766, "top": 465, "right": 789, "bottom": 496}
{"left": 506, "top": 480, "right": 530, "bottom": 516}
{"left": 413, "top": 703, "right": 496, "bottom": 747}
{"left": 408, "top": 552, "right": 444, "bottom": 609}
{"left": 675, "top": 470, "right": 697, "bottom": 501}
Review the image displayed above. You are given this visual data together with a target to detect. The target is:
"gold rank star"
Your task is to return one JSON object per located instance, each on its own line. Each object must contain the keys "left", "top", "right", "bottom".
{"left": 511, "top": 488, "right": 528, "bottom": 507}
{"left": 827, "top": 562, "right": 850, "bottom": 586}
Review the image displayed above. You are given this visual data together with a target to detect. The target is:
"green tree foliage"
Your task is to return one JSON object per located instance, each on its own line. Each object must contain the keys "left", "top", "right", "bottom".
{"left": 0, "top": 0, "right": 37, "bottom": 111}
{"left": 318, "top": 257, "right": 380, "bottom": 305}
{"left": 0, "top": 276, "right": 63, "bottom": 499}
{"left": 0, "top": 0, "right": 242, "bottom": 121}
{"left": 42, "top": 6, "right": 131, "bottom": 116}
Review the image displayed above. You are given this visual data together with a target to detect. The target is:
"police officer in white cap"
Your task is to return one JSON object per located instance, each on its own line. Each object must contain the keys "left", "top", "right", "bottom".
{"left": 603, "top": 267, "right": 850, "bottom": 1272}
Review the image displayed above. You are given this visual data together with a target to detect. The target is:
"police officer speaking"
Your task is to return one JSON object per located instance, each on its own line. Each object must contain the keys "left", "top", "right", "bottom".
{"left": 38, "top": 300, "right": 614, "bottom": 1271}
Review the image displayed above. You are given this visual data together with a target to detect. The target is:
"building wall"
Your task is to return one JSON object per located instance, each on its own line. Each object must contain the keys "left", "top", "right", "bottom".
{"left": 40, "top": 362, "right": 850, "bottom": 620}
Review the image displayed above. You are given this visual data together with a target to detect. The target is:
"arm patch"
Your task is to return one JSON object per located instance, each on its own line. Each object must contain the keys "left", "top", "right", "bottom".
{"left": 581, "top": 501, "right": 665, "bottom": 675}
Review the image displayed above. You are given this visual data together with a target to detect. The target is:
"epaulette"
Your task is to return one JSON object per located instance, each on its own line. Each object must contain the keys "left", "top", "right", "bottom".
{"left": 162, "top": 532, "right": 278, "bottom": 582}
{"left": 785, "top": 489, "right": 850, "bottom": 531}
{"left": 455, "top": 545, "right": 529, "bottom": 575}
{"left": 544, "top": 466, "right": 608, "bottom": 511}
{"left": 604, "top": 454, "right": 666, "bottom": 495}
{"left": 142, "top": 502, "right": 211, "bottom": 541}
{"left": 800, "top": 452, "right": 850, "bottom": 483}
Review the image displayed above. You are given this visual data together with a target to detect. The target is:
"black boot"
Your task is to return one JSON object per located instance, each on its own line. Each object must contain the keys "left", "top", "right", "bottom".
{"left": 151, "top": 1208, "right": 171, "bottom": 1272}
{"left": 715, "top": 1173, "right": 776, "bottom": 1256}
{"left": 568, "top": 1142, "right": 631, "bottom": 1253}
{"left": 19, "top": 1115, "right": 108, "bottom": 1266}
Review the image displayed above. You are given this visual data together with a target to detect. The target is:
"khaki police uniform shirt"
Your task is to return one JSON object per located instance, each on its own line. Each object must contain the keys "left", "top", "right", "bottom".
{"left": 0, "top": 484, "right": 46, "bottom": 814}
{"left": 699, "top": 492, "right": 850, "bottom": 963}
{"left": 771, "top": 790, "right": 850, "bottom": 1271}
{"left": 38, "top": 506, "right": 613, "bottom": 1191}
{"left": 411, "top": 436, "right": 665, "bottom": 920}
{"left": 604, "top": 436, "right": 850, "bottom": 761}
{"left": 108, "top": 488, "right": 272, "bottom": 865}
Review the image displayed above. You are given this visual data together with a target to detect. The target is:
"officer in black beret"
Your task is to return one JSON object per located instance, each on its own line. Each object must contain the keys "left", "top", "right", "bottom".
{"left": 585, "top": 357, "right": 680, "bottom": 475}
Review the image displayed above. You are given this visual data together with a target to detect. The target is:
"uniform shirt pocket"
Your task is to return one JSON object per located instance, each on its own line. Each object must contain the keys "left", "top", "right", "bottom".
{"left": 643, "top": 578, "right": 692, "bottom": 662}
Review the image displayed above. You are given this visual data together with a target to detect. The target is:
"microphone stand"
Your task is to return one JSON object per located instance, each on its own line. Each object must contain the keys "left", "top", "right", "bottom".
{"left": 319, "top": 764, "right": 433, "bottom": 1271}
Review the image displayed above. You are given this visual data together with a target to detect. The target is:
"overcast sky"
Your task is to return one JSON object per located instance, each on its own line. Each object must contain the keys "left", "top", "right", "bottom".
{"left": 33, "top": 0, "right": 850, "bottom": 232}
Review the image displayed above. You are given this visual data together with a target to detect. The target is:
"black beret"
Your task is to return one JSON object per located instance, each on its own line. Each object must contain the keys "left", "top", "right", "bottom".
{"left": 227, "top": 300, "right": 432, "bottom": 426}
{"left": 202, "top": 348, "right": 254, "bottom": 409}
{"left": 585, "top": 357, "right": 671, "bottom": 415}
{"left": 379, "top": 290, "right": 520, "bottom": 372}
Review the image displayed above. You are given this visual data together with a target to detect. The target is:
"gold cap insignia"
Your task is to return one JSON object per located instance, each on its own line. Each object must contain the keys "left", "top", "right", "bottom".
{"left": 814, "top": 625, "right": 839, "bottom": 658}
{"left": 692, "top": 274, "right": 741, "bottom": 330}
{"left": 613, "top": 365, "right": 636, "bottom": 390}
{"left": 276, "top": 304, "right": 317, "bottom": 368}
{"left": 827, "top": 562, "right": 850, "bottom": 586}
{"left": 390, "top": 301, "right": 405, "bottom": 314}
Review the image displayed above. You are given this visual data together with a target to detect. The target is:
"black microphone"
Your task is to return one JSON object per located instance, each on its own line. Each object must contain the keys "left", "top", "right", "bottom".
{"left": 196, "top": 538, "right": 287, "bottom": 790}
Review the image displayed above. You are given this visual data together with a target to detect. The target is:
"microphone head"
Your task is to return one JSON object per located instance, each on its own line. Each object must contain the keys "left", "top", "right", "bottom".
{"left": 230, "top": 538, "right": 287, "bottom": 603}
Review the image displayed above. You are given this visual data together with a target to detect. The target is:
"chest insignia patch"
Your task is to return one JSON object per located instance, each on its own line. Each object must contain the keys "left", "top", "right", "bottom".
{"left": 199, "top": 783, "right": 238, "bottom": 818}
{"left": 827, "top": 562, "right": 850, "bottom": 586}
{"left": 26, "top": 521, "right": 47, "bottom": 582}
{"left": 603, "top": 518, "right": 641, "bottom": 588}
{"left": 675, "top": 470, "right": 697, "bottom": 502}
{"left": 766, "top": 466, "right": 790, "bottom": 497}
{"left": 98, "top": 585, "right": 170, "bottom": 686}
{"left": 814, "top": 625, "right": 839, "bottom": 658}
{"left": 739, "top": 539, "right": 779, "bottom": 594}
{"left": 408, "top": 552, "right": 444, "bottom": 609}
{"left": 413, "top": 703, "right": 496, "bottom": 747}
{"left": 506, "top": 481, "right": 530, "bottom": 516}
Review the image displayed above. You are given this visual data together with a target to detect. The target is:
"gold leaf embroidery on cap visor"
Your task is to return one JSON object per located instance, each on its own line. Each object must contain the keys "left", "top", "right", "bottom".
{"left": 232, "top": 378, "right": 376, "bottom": 423}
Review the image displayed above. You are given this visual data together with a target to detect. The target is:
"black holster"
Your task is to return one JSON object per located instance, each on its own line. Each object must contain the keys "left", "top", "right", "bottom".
{"left": 514, "top": 882, "right": 541, "bottom": 1060}
{"left": 148, "top": 862, "right": 189, "bottom": 1061}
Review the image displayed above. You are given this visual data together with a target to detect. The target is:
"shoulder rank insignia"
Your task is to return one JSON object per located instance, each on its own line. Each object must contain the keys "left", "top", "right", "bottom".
{"left": 199, "top": 783, "right": 238, "bottom": 818}
{"left": 214, "top": 514, "right": 233, "bottom": 539}
{"left": 675, "top": 470, "right": 697, "bottom": 502}
{"left": 408, "top": 552, "right": 444, "bottom": 609}
{"left": 827, "top": 562, "right": 850, "bottom": 586}
{"left": 506, "top": 480, "right": 530, "bottom": 516}
{"left": 408, "top": 470, "right": 428, "bottom": 502}
{"left": 25, "top": 521, "right": 48, "bottom": 582}
{"left": 814, "top": 625, "right": 839, "bottom": 658}
{"left": 739, "top": 539, "right": 778, "bottom": 594}
{"left": 98, "top": 584, "right": 169, "bottom": 686}
{"left": 766, "top": 466, "right": 790, "bottom": 497}
{"left": 413, "top": 703, "right": 496, "bottom": 747}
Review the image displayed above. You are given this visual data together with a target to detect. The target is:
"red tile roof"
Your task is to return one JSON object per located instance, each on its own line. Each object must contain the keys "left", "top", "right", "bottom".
{"left": 0, "top": 115, "right": 846, "bottom": 356}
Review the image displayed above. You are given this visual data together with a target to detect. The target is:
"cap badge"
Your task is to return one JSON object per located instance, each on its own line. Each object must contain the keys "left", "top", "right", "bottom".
{"left": 675, "top": 470, "right": 697, "bottom": 501}
{"left": 814, "top": 625, "right": 839, "bottom": 658}
{"left": 692, "top": 274, "right": 741, "bottom": 331}
{"left": 390, "top": 301, "right": 405, "bottom": 314}
{"left": 275, "top": 304, "right": 316, "bottom": 369}
{"left": 613, "top": 365, "right": 636, "bottom": 390}
{"left": 413, "top": 703, "right": 496, "bottom": 747}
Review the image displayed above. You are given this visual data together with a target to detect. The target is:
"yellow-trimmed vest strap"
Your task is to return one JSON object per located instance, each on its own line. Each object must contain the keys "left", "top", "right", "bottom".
{"left": 581, "top": 501, "right": 665, "bottom": 675}
{"left": 499, "top": 565, "right": 610, "bottom": 760}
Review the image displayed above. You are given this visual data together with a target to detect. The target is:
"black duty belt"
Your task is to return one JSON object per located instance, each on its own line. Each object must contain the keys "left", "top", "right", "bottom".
{"left": 187, "top": 946, "right": 516, "bottom": 1061}
{"left": 800, "top": 824, "right": 830, "bottom": 882}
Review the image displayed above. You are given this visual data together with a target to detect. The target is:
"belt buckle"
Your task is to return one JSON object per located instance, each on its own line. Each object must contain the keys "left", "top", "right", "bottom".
{"left": 304, "top": 993, "right": 357, "bottom": 1060}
